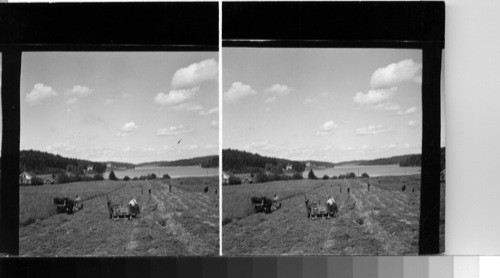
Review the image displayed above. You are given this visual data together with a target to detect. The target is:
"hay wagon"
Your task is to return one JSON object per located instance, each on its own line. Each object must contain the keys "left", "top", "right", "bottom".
{"left": 106, "top": 195, "right": 140, "bottom": 221}
{"left": 304, "top": 195, "right": 337, "bottom": 219}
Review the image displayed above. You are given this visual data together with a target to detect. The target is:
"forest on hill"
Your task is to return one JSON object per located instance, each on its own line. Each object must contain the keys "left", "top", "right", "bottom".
{"left": 135, "top": 155, "right": 219, "bottom": 168}
{"left": 222, "top": 149, "right": 309, "bottom": 174}
{"left": 19, "top": 150, "right": 107, "bottom": 175}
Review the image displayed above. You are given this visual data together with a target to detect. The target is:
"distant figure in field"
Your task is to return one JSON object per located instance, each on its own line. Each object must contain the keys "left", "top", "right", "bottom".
{"left": 169, "top": 184, "right": 172, "bottom": 193}
{"left": 367, "top": 182, "right": 370, "bottom": 191}
{"left": 402, "top": 185, "right": 406, "bottom": 192}
{"left": 347, "top": 188, "right": 350, "bottom": 194}
{"left": 215, "top": 189, "right": 218, "bottom": 194}
{"left": 75, "top": 195, "right": 81, "bottom": 203}
{"left": 149, "top": 188, "right": 151, "bottom": 195}
{"left": 326, "top": 197, "right": 338, "bottom": 217}
{"left": 128, "top": 198, "right": 140, "bottom": 217}
{"left": 204, "top": 186, "right": 209, "bottom": 193}
{"left": 412, "top": 187, "right": 415, "bottom": 192}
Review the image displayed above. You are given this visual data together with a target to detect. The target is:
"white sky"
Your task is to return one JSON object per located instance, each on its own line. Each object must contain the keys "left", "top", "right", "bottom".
{"left": 19, "top": 52, "right": 219, "bottom": 164}
{"left": 223, "top": 48, "right": 429, "bottom": 163}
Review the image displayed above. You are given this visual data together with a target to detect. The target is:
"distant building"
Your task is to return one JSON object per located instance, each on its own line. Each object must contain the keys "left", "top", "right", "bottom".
{"left": 19, "top": 171, "right": 34, "bottom": 185}
{"left": 285, "top": 164, "right": 293, "bottom": 171}
{"left": 107, "top": 163, "right": 112, "bottom": 168}
{"left": 44, "top": 178, "right": 54, "bottom": 184}
{"left": 86, "top": 165, "right": 93, "bottom": 172}
{"left": 242, "top": 177, "right": 253, "bottom": 184}
{"left": 222, "top": 171, "right": 233, "bottom": 185}
{"left": 305, "top": 162, "right": 311, "bottom": 168}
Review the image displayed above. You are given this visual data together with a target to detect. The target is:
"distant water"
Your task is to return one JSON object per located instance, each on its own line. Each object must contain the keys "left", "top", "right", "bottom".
{"left": 304, "top": 164, "right": 421, "bottom": 178}
{"left": 104, "top": 165, "right": 219, "bottom": 179}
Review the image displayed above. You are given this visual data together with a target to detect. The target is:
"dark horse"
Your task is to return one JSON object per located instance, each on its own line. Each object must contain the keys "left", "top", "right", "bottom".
{"left": 251, "top": 196, "right": 273, "bottom": 213}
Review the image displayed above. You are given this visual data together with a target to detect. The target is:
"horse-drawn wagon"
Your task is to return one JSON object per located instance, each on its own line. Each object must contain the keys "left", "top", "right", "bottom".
{"left": 304, "top": 195, "right": 338, "bottom": 219}
{"left": 106, "top": 194, "right": 140, "bottom": 220}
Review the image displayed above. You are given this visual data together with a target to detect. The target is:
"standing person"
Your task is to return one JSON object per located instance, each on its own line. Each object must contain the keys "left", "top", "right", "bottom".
{"left": 169, "top": 183, "right": 172, "bottom": 193}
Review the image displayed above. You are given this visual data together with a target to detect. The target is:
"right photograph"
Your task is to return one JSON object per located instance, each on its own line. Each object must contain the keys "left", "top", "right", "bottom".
{"left": 222, "top": 47, "right": 445, "bottom": 255}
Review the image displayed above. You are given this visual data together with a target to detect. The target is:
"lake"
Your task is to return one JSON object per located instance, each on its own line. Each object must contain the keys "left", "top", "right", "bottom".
{"left": 104, "top": 165, "right": 219, "bottom": 179}
{"left": 303, "top": 164, "right": 421, "bottom": 178}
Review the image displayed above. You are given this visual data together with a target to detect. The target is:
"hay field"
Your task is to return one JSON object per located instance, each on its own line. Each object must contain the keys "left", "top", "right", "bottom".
{"left": 19, "top": 177, "right": 219, "bottom": 256}
{"left": 223, "top": 175, "right": 424, "bottom": 255}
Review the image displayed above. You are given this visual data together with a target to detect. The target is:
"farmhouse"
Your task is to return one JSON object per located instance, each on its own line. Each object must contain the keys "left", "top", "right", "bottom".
{"left": 19, "top": 171, "right": 34, "bottom": 185}
{"left": 86, "top": 165, "right": 93, "bottom": 172}
{"left": 242, "top": 177, "right": 253, "bottom": 184}
{"left": 44, "top": 178, "right": 54, "bottom": 184}
{"left": 107, "top": 163, "right": 113, "bottom": 168}
{"left": 222, "top": 171, "right": 233, "bottom": 185}
{"left": 285, "top": 164, "right": 293, "bottom": 171}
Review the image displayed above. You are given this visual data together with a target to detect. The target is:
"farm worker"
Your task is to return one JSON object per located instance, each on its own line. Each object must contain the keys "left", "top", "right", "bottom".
{"left": 75, "top": 195, "right": 81, "bottom": 203}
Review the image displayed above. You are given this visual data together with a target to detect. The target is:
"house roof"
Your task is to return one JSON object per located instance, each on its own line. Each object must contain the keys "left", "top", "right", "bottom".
{"left": 19, "top": 171, "right": 34, "bottom": 178}
{"left": 222, "top": 171, "right": 233, "bottom": 177}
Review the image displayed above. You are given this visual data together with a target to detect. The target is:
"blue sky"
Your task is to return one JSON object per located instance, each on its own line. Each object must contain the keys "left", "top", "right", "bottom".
{"left": 223, "top": 48, "right": 440, "bottom": 163}
{"left": 19, "top": 52, "right": 218, "bottom": 164}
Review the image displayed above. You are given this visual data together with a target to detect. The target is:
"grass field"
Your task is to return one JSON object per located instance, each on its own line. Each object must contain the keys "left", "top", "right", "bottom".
{"left": 19, "top": 176, "right": 219, "bottom": 256}
{"left": 223, "top": 175, "right": 428, "bottom": 255}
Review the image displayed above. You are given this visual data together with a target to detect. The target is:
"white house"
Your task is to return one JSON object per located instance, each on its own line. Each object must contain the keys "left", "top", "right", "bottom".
{"left": 86, "top": 165, "right": 93, "bottom": 172}
{"left": 19, "top": 171, "right": 34, "bottom": 185}
{"left": 222, "top": 171, "right": 233, "bottom": 185}
{"left": 285, "top": 164, "right": 293, "bottom": 171}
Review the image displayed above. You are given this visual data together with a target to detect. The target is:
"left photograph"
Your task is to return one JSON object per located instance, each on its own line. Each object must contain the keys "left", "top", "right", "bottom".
{"left": 18, "top": 52, "right": 219, "bottom": 256}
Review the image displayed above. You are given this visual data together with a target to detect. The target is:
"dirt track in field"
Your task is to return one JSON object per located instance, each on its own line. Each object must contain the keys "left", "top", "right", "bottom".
{"left": 19, "top": 177, "right": 219, "bottom": 256}
{"left": 223, "top": 175, "right": 421, "bottom": 255}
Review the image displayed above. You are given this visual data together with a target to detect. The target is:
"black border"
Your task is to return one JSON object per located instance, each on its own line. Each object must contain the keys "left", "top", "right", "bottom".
{"left": 223, "top": 1, "right": 444, "bottom": 255}
{"left": 0, "top": 2, "right": 218, "bottom": 261}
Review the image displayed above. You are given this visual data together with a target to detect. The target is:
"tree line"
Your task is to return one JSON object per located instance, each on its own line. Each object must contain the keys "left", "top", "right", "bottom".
{"left": 222, "top": 149, "right": 306, "bottom": 174}
{"left": 19, "top": 150, "right": 106, "bottom": 175}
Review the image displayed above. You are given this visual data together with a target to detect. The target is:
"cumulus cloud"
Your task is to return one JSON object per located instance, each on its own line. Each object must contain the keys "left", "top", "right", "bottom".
{"left": 224, "top": 82, "right": 257, "bottom": 103}
{"left": 199, "top": 107, "right": 218, "bottom": 116}
{"left": 316, "top": 121, "right": 338, "bottom": 136}
{"left": 154, "top": 87, "right": 199, "bottom": 106}
{"left": 408, "top": 120, "right": 418, "bottom": 127}
{"left": 243, "top": 140, "right": 278, "bottom": 151}
{"left": 116, "top": 121, "right": 138, "bottom": 137}
{"left": 398, "top": 106, "right": 418, "bottom": 115}
{"left": 171, "top": 59, "right": 218, "bottom": 89}
{"left": 354, "top": 87, "right": 397, "bottom": 105}
{"left": 265, "top": 96, "right": 277, "bottom": 103}
{"left": 66, "top": 85, "right": 93, "bottom": 97}
{"left": 370, "top": 102, "right": 401, "bottom": 111}
{"left": 25, "top": 83, "right": 58, "bottom": 105}
{"left": 171, "top": 102, "right": 203, "bottom": 111}
{"left": 370, "top": 59, "right": 422, "bottom": 89}
{"left": 66, "top": 98, "right": 78, "bottom": 104}
{"left": 156, "top": 125, "right": 194, "bottom": 136}
{"left": 265, "top": 84, "right": 291, "bottom": 96}
{"left": 356, "top": 125, "right": 392, "bottom": 135}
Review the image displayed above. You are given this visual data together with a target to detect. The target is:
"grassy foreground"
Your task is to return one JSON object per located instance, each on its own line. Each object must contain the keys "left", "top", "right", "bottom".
{"left": 223, "top": 175, "right": 424, "bottom": 255}
{"left": 19, "top": 177, "right": 219, "bottom": 256}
